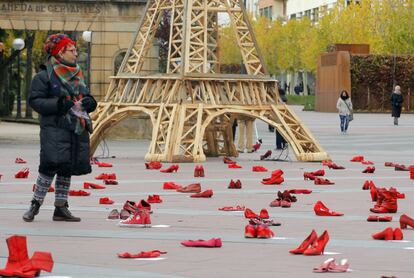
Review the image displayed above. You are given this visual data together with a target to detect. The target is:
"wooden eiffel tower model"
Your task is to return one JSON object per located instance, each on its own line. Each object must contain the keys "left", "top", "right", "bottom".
{"left": 90, "top": 0, "right": 330, "bottom": 162}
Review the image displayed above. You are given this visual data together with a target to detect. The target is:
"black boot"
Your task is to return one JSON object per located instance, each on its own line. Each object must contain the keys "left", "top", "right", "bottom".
{"left": 22, "top": 199, "right": 41, "bottom": 222}
{"left": 53, "top": 202, "right": 81, "bottom": 222}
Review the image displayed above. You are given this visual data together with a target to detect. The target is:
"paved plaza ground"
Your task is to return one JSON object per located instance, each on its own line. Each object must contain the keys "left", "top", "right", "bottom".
{"left": 0, "top": 106, "right": 414, "bottom": 278}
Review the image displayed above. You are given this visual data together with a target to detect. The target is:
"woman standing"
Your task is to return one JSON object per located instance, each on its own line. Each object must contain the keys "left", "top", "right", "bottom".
{"left": 391, "top": 85, "right": 403, "bottom": 125}
{"left": 23, "top": 34, "right": 97, "bottom": 222}
{"left": 336, "top": 90, "right": 353, "bottom": 134}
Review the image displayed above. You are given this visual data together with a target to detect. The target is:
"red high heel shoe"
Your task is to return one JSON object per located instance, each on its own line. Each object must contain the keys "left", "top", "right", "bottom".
{"left": 228, "top": 179, "right": 242, "bottom": 189}
{"left": 252, "top": 166, "right": 268, "bottom": 172}
{"left": 145, "top": 161, "right": 162, "bottom": 170}
{"left": 372, "top": 227, "right": 393, "bottom": 240}
{"left": 314, "top": 177, "right": 334, "bottom": 185}
{"left": 400, "top": 214, "right": 414, "bottom": 229}
{"left": 118, "top": 250, "right": 167, "bottom": 258}
{"left": 68, "top": 190, "right": 90, "bottom": 196}
{"left": 218, "top": 205, "right": 245, "bottom": 211}
{"left": 83, "top": 182, "right": 106, "bottom": 189}
{"left": 303, "top": 230, "right": 329, "bottom": 256}
{"left": 194, "top": 165, "right": 200, "bottom": 177}
{"left": 310, "top": 169, "right": 325, "bottom": 176}
{"left": 314, "top": 201, "right": 343, "bottom": 216}
{"left": 104, "top": 179, "right": 118, "bottom": 185}
{"left": 328, "top": 163, "right": 345, "bottom": 170}
{"left": 350, "top": 155, "right": 364, "bottom": 162}
{"left": 160, "top": 164, "right": 179, "bottom": 173}
{"left": 15, "top": 168, "right": 29, "bottom": 179}
{"left": 95, "top": 173, "right": 117, "bottom": 180}
{"left": 260, "top": 150, "right": 272, "bottom": 160}
{"left": 362, "top": 166, "right": 375, "bottom": 173}
{"left": 289, "top": 229, "right": 318, "bottom": 254}
{"left": 362, "top": 180, "right": 375, "bottom": 190}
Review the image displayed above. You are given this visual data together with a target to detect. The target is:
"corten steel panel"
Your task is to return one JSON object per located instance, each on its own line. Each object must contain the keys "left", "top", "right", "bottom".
{"left": 334, "top": 43, "right": 370, "bottom": 55}
{"left": 316, "top": 51, "right": 351, "bottom": 112}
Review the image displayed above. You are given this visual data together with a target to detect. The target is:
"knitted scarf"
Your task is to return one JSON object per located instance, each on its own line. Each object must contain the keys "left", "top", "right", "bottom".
{"left": 47, "top": 56, "right": 92, "bottom": 135}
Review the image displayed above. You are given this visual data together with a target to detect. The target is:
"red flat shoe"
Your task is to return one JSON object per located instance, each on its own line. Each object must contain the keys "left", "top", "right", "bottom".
{"left": 95, "top": 173, "right": 116, "bottom": 180}
{"left": 104, "top": 179, "right": 118, "bottom": 185}
{"left": 245, "top": 224, "right": 257, "bottom": 238}
{"left": 147, "top": 195, "right": 163, "bottom": 203}
{"left": 362, "top": 166, "right": 375, "bottom": 173}
{"left": 223, "top": 157, "right": 236, "bottom": 164}
{"left": 15, "top": 157, "right": 27, "bottom": 164}
{"left": 303, "top": 230, "right": 329, "bottom": 256}
{"left": 259, "top": 208, "right": 269, "bottom": 219}
{"left": 97, "top": 162, "right": 113, "bottom": 167}
{"left": 252, "top": 166, "right": 268, "bottom": 172}
{"left": 244, "top": 208, "right": 259, "bottom": 219}
{"left": 327, "top": 163, "right": 345, "bottom": 170}
{"left": 83, "top": 182, "right": 106, "bottom": 189}
{"left": 350, "top": 155, "right": 364, "bottom": 162}
{"left": 68, "top": 190, "right": 90, "bottom": 196}
{"left": 190, "top": 189, "right": 213, "bottom": 198}
{"left": 163, "top": 182, "right": 182, "bottom": 190}
{"left": 99, "top": 197, "right": 114, "bottom": 205}
{"left": 288, "top": 189, "right": 312, "bottom": 194}
{"left": 384, "top": 162, "right": 395, "bottom": 167}
{"left": 118, "top": 250, "right": 167, "bottom": 258}
{"left": 290, "top": 229, "right": 318, "bottom": 254}
{"left": 362, "top": 160, "right": 374, "bottom": 165}
{"left": 228, "top": 163, "right": 242, "bottom": 169}
{"left": 160, "top": 164, "right": 179, "bottom": 173}
{"left": 176, "top": 183, "right": 201, "bottom": 193}
{"left": 261, "top": 176, "right": 284, "bottom": 185}
{"left": 314, "top": 201, "right": 343, "bottom": 216}
{"left": 256, "top": 225, "right": 275, "bottom": 238}
{"left": 145, "top": 161, "right": 162, "bottom": 170}
{"left": 280, "top": 200, "right": 291, "bottom": 208}
{"left": 269, "top": 199, "right": 281, "bottom": 207}
{"left": 328, "top": 258, "right": 350, "bottom": 273}
{"left": 218, "top": 205, "right": 245, "bottom": 211}
{"left": 372, "top": 227, "right": 394, "bottom": 240}
{"left": 314, "top": 178, "right": 334, "bottom": 185}
{"left": 181, "top": 238, "right": 222, "bottom": 247}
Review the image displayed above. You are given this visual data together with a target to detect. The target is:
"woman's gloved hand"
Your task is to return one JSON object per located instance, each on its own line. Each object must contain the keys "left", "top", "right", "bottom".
{"left": 81, "top": 96, "right": 97, "bottom": 113}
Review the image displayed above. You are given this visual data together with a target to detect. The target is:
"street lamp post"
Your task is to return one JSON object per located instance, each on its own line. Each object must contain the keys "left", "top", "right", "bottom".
{"left": 12, "top": 38, "right": 25, "bottom": 119}
{"left": 82, "top": 31, "right": 92, "bottom": 92}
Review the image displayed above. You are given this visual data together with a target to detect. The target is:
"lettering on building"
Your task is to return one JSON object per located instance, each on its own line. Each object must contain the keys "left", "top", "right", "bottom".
{"left": 0, "top": 2, "right": 102, "bottom": 14}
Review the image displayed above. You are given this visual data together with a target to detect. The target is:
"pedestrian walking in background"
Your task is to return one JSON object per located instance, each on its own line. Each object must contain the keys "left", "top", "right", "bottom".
{"left": 391, "top": 85, "right": 403, "bottom": 126}
{"left": 336, "top": 90, "right": 353, "bottom": 134}
{"left": 23, "top": 33, "right": 97, "bottom": 222}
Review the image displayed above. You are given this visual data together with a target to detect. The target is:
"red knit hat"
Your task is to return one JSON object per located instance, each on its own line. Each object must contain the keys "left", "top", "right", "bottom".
{"left": 44, "top": 33, "right": 75, "bottom": 57}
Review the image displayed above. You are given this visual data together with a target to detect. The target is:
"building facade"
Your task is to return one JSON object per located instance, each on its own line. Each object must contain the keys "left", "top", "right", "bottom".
{"left": 257, "top": 0, "right": 287, "bottom": 20}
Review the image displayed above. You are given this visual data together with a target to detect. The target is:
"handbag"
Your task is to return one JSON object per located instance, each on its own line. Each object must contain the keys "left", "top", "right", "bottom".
{"left": 344, "top": 100, "right": 353, "bottom": 121}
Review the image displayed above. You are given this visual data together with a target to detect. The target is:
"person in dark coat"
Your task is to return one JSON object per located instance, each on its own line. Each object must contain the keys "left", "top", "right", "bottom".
{"left": 23, "top": 34, "right": 97, "bottom": 222}
{"left": 391, "top": 85, "right": 403, "bottom": 125}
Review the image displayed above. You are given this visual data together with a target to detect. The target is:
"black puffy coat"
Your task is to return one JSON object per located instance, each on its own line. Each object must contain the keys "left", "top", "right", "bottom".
{"left": 29, "top": 67, "right": 97, "bottom": 177}
{"left": 390, "top": 92, "right": 403, "bottom": 118}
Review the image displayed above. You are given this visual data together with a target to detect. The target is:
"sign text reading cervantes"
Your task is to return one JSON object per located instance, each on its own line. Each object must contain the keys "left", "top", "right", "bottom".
{"left": 0, "top": 2, "right": 102, "bottom": 14}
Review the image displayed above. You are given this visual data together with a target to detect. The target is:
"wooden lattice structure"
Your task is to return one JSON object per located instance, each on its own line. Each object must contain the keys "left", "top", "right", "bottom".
{"left": 90, "top": 0, "right": 330, "bottom": 162}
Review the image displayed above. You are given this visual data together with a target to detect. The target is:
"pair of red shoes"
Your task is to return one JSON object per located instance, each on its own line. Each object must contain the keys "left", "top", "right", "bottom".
{"left": 147, "top": 195, "right": 162, "bottom": 203}
{"left": 290, "top": 230, "right": 330, "bottom": 256}
{"left": 95, "top": 173, "right": 116, "bottom": 180}
{"left": 370, "top": 187, "right": 399, "bottom": 213}
{"left": 314, "top": 177, "right": 334, "bottom": 185}
{"left": 145, "top": 161, "right": 162, "bottom": 170}
{"left": 260, "top": 150, "right": 272, "bottom": 160}
{"left": 194, "top": 165, "right": 205, "bottom": 177}
{"left": 252, "top": 165, "right": 268, "bottom": 172}
{"left": 362, "top": 166, "right": 375, "bottom": 173}
{"left": 313, "top": 258, "right": 350, "bottom": 273}
{"left": 314, "top": 201, "right": 343, "bottom": 216}
{"left": 228, "top": 179, "right": 242, "bottom": 189}
{"left": 104, "top": 179, "right": 118, "bottom": 185}
{"left": 190, "top": 189, "right": 213, "bottom": 198}
{"left": 228, "top": 163, "right": 242, "bottom": 169}
{"left": 15, "top": 157, "right": 27, "bottom": 164}
{"left": 244, "top": 208, "right": 269, "bottom": 219}
{"left": 362, "top": 180, "right": 375, "bottom": 190}
{"left": 367, "top": 215, "right": 392, "bottom": 222}
{"left": 163, "top": 182, "right": 183, "bottom": 190}
{"left": 269, "top": 190, "right": 297, "bottom": 208}
{"left": 303, "top": 169, "right": 325, "bottom": 180}
{"left": 372, "top": 227, "right": 403, "bottom": 240}
{"left": 123, "top": 200, "right": 152, "bottom": 214}
{"left": 96, "top": 161, "right": 113, "bottom": 167}
{"left": 176, "top": 183, "right": 201, "bottom": 193}
{"left": 32, "top": 184, "right": 54, "bottom": 193}
{"left": 15, "top": 168, "right": 29, "bottom": 179}
{"left": 160, "top": 164, "right": 179, "bottom": 173}
{"left": 261, "top": 169, "right": 284, "bottom": 185}
{"left": 181, "top": 238, "right": 222, "bottom": 248}
{"left": 118, "top": 250, "right": 167, "bottom": 258}
{"left": 350, "top": 155, "right": 364, "bottom": 162}
{"left": 218, "top": 205, "right": 245, "bottom": 211}
{"left": 84, "top": 182, "right": 106, "bottom": 189}
{"left": 99, "top": 197, "right": 114, "bottom": 205}
{"left": 0, "top": 235, "right": 54, "bottom": 278}
{"left": 68, "top": 190, "right": 90, "bottom": 196}
{"left": 244, "top": 224, "right": 274, "bottom": 238}
{"left": 223, "top": 156, "right": 236, "bottom": 164}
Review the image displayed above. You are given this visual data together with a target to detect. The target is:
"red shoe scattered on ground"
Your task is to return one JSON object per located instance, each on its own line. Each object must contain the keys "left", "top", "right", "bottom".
{"left": 181, "top": 238, "right": 222, "bottom": 247}
{"left": 252, "top": 166, "right": 268, "bottom": 172}
{"left": 84, "top": 182, "right": 106, "bottom": 189}
{"left": 314, "top": 177, "right": 335, "bottom": 185}
{"left": 68, "top": 190, "right": 90, "bottom": 196}
{"left": 160, "top": 164, "right": 179, "bottom": 173}
{"left": 223, "top": 157, "right": 236, "bottom": 164}
{"left": 176, "top": 183, "right": 201, "bottom": 193}
{"left": 218, "top": 205, "right": 245, "bottom": 211}
{"left": 190, "top": 189, "right": 213, "bottom": 198}
{"left": 289, "top": 189, "right": 312, "bottom": 194}
{"left": 99, "top": 197, "right": 114, "bottom": 205}
{"left": 147, "top": 195, "right": 162, "bottom": 203}
{"left": 303, "top": 230, "right": 329, "bottom": 256}
{"left": 261, "top": 169, "right": 284, "bottom": 185}
{"left": 95, "top": 173, "right": 116, "bottom": 180}
{"left": 400, "top": 214, "right": 414, "bottom": 229}
{"left": 15, "top": 168, "right": 29, "bottom": 179}
{"left": 361, "top": 160, "right": 374, "bottom": 165}
{"left": 313, "top": 258, "right": 350, "bottom": 273}
{"left": 228, "top": 179, "right": 242, "bottom": 189}
{"left": 244, "top": 208, "right": 259, "bottom": 219}
{"left": 367, "top": 215, "right": 392, "bottom": 222}
{"left": 314, "top": 201, "right": 343, "bottom": 216}
{"left": 145, "top": 161, "right": 162, "bottom": 170}
{"left": 289, "top": 229, "right": 318, "bottom": 254}
{"left": 362, "top": 166, "right": 375, "bottom": 173}
{"left": 96, "top": 161, "right": 113, "bottom": 167}
{"left": 194, "top": 165, "right": 205, "bottom": 177}
{"left": 372, "top": 227, "right": 403, "bottom": 240}
{"left": 245, "top": 224, "right": 274, "bottom": 238}
{"left": 118, "top": 250, "right": 167, "bottom": 258}
{"left": 228, "top": 163, "right": 242, "bottom": 169}
{"left": 350, "top": 155, "right": 364, "bottom": 162}
{"left": 384, "top": 162, "right": 395, "bottom": 167}
{"left": 107, "top": 209, "right": 120, "bottom": 220}
{"left": 15, "top": 157, "right": 27, "bottom": 164}
{"left": 163, "top": 182, "right": 183, "bottom": 190}
{"left": 260, "top": 150, "right": 272, "bottom": 160}
{"left": 104, "top": 179, "right": 118, "bottom": 185}
{"left": 118, "top": 210, "right": 151, "bottom": 228}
